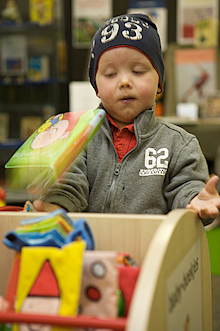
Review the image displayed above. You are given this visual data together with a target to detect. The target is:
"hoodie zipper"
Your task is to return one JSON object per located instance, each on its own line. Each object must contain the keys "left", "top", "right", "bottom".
{"left": 102, "top": 120, "right": 139, "bottom": 213}
{"left": 104, "top": 163, "right": 121, "bottom": 213}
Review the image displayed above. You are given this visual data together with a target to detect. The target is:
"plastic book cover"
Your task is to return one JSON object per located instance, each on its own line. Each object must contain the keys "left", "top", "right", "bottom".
{"left": 5, "top": 108, "right": 106, "bottom": 195}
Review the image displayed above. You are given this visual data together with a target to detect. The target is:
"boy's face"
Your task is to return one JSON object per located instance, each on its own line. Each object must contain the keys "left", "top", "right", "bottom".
{"left": 96, "top": 47, "right": 160, "bottom": 128}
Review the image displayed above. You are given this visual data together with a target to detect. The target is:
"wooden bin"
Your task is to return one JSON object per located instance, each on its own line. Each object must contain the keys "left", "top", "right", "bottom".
{"left": 0, "top": 209, "right": 212, "bottom": 330}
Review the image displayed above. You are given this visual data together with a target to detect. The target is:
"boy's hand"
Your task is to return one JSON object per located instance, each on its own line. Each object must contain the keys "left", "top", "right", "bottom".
{"left": 0, "top": 296, "right": 9, "bottom": 312}
{"left": 33, "top": 200, "right": 61, "bottom": 212}
{"left": 186, "top": 175, "right": 220, "bottom": 219}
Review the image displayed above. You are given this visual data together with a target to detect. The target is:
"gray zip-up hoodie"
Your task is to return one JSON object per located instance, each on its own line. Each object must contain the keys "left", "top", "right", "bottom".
{"left": 41, "top": 107, "right": 209, "bottom": 216}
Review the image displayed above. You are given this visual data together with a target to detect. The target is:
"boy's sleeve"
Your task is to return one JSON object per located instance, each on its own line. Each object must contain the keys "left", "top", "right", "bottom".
{"left": 164, "top": 137, "right": 209, "bottom": 211}
{"left": 40, "top": 150, "right": 89, "bottom": 212}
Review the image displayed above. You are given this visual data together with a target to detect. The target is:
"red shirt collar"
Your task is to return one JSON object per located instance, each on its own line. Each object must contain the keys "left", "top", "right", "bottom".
{"left": 106, "top": 113, "right": 134, "bottom": 133}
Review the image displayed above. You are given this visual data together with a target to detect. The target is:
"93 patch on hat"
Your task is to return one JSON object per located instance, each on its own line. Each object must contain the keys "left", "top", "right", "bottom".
{"left": 89, "top": 14, "right": 164, "bottom": 93}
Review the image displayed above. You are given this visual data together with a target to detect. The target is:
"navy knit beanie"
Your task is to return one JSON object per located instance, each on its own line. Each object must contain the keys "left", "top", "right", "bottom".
{"left": 89, "top": 13, "right": 164, "bottom": 93}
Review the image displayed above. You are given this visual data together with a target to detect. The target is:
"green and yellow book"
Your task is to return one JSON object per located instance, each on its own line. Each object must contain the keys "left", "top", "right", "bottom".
{"left": 5, "top": 108, "right": 106, "bottom": 195}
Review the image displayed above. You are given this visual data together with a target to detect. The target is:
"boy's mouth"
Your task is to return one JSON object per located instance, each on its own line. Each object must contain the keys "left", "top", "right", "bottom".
{"left": 120, "top": 97, "right": 135, "bottom": 104}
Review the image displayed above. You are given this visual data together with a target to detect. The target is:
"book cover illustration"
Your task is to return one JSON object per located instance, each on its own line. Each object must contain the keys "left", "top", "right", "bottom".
{"left": 194, "top": 16, "right": 219, "bottom": 47}
{"left": 5, "top": 108, "right": 106, "bottom": 195}
{"left": 27, "top": 56, "right": 49, "bottom": 82}
{"left": 177, "top": 0, "right": 218, "bottom": 45}
{"left": 72, "top": 0, "right": 112, "bottom": 47}
{"left": 29, "top": 0, "right": 54, "bottom": 25}
{"left": 1, "top": 35, "right": 27, "bottom": 76}
{"left": 174, "top": 48, "right": 217, "bottom": 105}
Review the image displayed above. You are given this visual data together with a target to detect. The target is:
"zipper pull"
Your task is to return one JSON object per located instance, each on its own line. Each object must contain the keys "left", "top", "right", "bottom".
{"left": 114, "top": 163, "right": 121, "bottom": 175}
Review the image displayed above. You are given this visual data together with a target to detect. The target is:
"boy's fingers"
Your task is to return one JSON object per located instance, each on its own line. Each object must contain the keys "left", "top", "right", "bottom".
{"left": 205, "top": 175, "right": 219, "bottom": 195}
{"left": 33, "top": 200, "right": 61, "bottom": 212}
{"left": 186, "top": 202, "right": 219, "bottom": 219}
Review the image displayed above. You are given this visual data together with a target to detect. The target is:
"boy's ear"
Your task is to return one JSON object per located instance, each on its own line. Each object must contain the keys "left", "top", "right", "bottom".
{"left": 157, "top": 86, "right": 162, "bottom": 95}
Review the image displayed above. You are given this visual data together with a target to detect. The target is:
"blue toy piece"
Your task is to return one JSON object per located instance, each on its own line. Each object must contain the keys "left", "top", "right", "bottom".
{"left": 65, "top": 218, "right": 95, "bottom": 250}
{"left": 3, "top": 228, "right": 65, "bottom": 251}
{"left": 3, "top": 209, "right": 95, "bottom": 251}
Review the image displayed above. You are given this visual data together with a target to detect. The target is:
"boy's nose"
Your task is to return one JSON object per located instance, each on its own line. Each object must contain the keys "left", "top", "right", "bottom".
{"left": 118, "top": 73, "right": 133, "bottom": 89}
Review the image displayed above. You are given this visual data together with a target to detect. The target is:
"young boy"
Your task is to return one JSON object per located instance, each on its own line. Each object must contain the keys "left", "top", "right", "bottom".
{"left": 34, "top": 13, "right": 220, "bottom": 225}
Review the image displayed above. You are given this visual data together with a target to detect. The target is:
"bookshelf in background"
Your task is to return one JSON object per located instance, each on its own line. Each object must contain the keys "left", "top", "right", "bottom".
{"left": 0, "top": 0, "right": 69, "bottom": 187}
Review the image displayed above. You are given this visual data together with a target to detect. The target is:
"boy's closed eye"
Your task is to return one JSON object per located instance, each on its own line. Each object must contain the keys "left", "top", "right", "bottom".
{"left": 105, "top": 72, "right": 117, "bottom": 77}
{"left": 132, "top": 64, "right": 150, "bottom": 74}
{"left": 132, "top": 70, "right": 146, "bottom": 74}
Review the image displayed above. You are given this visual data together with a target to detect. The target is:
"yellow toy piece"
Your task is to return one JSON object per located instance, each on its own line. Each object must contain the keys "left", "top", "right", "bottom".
{"left": 14, "top": 241, "right": 86, "bottom": 331}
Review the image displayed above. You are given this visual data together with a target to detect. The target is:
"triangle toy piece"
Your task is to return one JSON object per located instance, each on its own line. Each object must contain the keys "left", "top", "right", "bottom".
{"left": 29, "top": 260, "right": 60, "bottom": 297}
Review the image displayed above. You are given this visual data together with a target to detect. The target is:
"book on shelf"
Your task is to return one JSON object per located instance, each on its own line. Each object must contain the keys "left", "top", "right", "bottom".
{"left": 1, "top": 35, "right": 27, "bottom": 76}
{"left": 5, "top": 108, "right": 106, "bottom": 195}
{"left": 177, "top": 0, "right": 219, "bottom": 45}
{"left": 194, "top": 17, "right": 219, "bottom": 48}
{"left": 29, "top": 0, "right": 54, "bottom": 25}
{"left": 174, "top": 48, "right": 217, "bottom": 106}
{"left": 72, "top": 0, "right": 112, "bottom": 47}
{"left": 201, "top": 92, "right": 220, "bottom": 118}
{"left": 27, "top": 55, "right": 50, "bottom": 82}
{"left": 0, "top": 113, "right": 9, "bottom": 142}
{"left": 20, "top": 116, "right": 43, "bottom": 141}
